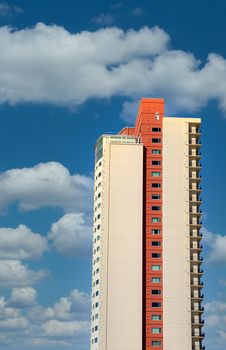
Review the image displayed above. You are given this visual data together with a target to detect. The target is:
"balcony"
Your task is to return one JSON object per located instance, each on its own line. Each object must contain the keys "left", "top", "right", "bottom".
{"left": 192, "top": 332, "right": 205, "bottom": 339}
{"left": 189, "top": 127, "right": 201, "bottom": 135}
{"left": 191, "top": 305, "right": 204, "bottom": 313}
{"left": 190, "top": 233, "right": 202, "bottom": 240}
{"left": 192, "top": 319, "right": 204, "bottom": 324}
{"left": 191, "top": 294, "right": 204, "bottom": 300}
{"left": 191, "top": 269, "right": 203, "bottom": 276}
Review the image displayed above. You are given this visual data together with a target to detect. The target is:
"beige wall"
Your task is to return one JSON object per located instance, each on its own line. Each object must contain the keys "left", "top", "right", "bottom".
{"left": 99, "top": 140, "right": 143, "bottom": 350}
{"left": 162, "top": 118, "right": 200, "bottom": 350}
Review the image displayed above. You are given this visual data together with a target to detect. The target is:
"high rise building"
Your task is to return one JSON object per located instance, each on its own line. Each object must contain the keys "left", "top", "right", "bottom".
{"left": 90, "top": 98, "right": 204, "bottom": 350}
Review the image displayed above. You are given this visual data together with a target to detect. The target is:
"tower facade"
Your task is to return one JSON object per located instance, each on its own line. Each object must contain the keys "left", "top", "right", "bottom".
{"left": 90, "top": 98, "right": 204, "bottom": 350}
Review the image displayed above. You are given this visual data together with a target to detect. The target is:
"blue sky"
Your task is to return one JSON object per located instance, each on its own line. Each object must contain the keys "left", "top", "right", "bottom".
{"left": 0, "top": 0, "right": 225, "bottom": 349}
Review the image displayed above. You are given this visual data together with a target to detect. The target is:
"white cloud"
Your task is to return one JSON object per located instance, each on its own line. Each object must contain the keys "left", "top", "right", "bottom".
{"left": 0, "top": 24, "right": 168, "bottom": 106}
{"left": 0, "top": 296, "right": 20, "bottom": 320}
{"left": 0, "top": 260, "right": 49, "bottom": 287}
{"left": 204, "top": 299, "right": 226, "bottom": 349}
{"left": 8, "top": 287, "right": 37, "bottom": 308}
{"left": 42, "top": 319, "right": 89, "bottom": 337}
{"left": 201, "top": 227, "right": 226, "bottom": 264}
{"left": 131, "top": 7, "right": 144, "bottom": 16}
{"left": 92, "top": 13, "right": 115, "bottom": 25}
{"left": 28, "top": 289, "right": 90, "bottom": 322}
{"left": 0, "top": 2, "right": 22, "bottom": 17}
{"left": 0, "top": 289, "right": 90, "bottom": 348}
{"left": 48, "top": 213, "right": 92, "bottom": 256}
{"left": 0, "top": 225, "right": 48, "bottom": 260}
{"left": 0, "top": 23, "right": 226, "bottom": 116}
{"left": 0, "top": 161, "right": 92, "bottom": 213}
{"left": 0, "top": 316, "right": 28, "bottom": 329}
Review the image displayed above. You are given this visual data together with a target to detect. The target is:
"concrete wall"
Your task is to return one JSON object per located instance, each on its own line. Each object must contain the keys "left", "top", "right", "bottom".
{"left": 99, "top": 140, "right": 143, "bottom": 350}
{"left": 163, "top": 118, "right": 196, "bottom": 350}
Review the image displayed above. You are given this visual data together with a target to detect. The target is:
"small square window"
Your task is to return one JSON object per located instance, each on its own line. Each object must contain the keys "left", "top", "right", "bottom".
{"left": 152, "top": 194, "right": 161, "bottom": 200}
{"left": 152, "top": 149, "right": 161, "bottom": 154}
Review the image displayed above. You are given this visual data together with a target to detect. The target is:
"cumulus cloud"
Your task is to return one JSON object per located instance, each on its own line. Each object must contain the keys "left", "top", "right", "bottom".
{"left": 0, "top": 24, "right": 168, "bottom": 105}
{"left": 202, "top": 227, "right": 226, "bottom": 264}
{"left": 0, "top": 225, "right": 48, "bottom": 260}
{"left": 8, "top": 287, "right": 37, "bottom": 308}
{"left": 0, "top": 296, "right": 20, "bottom": 319}
{"left": 1, "top": 23, "right": 226, "bottom": 116}
{"left": 0, "top": 289, "right": 90, "bottom": 348}
{"left": 0, "top": 161, "right": 92, "bottom": 213}
{"left": 0, "top": 260, "right": 49, "bottom": 287}
{"left": 42, "top": 319, "right": 89, "bottom": 337}
{"left": 204, "top": 299, "right": 226, "bottom": 348}
{"left": 48, "top": 213, "right": 92, "bottom": 256}
{"left": 28, "top": 289, "right": 90, "bottom": 322}
{"left": 0, "top": 316, "right": 28, "bottom": 330}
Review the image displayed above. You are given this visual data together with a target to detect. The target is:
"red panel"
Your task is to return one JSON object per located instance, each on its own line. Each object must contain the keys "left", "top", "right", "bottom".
{"left": 135, "top": 98, "right": 164, "bottom": 350}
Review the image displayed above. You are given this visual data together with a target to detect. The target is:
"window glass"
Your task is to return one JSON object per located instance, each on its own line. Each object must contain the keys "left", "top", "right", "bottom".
{"left": 152, "top": 194, "right": 160, "bottom": 200}
{"left": 151, "top": 241, "right": 161, "bottom": 246}
{"left": 152, "top": 328, "right": 161, "bottom": 334}
{"left": 152, "top": 315, "right": 161, "bottom": 321}
{"left": 152, "top": 253, "right": 161, "bottom": 258}
{"left": 152, "top": 138, "right": 161, "bottom": 143}
{"left": 152, "top": 172, "right": 161, "bottom": 177}
{"left": 152, "top": 229, "right": 161, "bottom": 235}
{"left": 152, "top": 149, "right": 161, "bottom": 154}
{"left": 152, "top": 218, "right": 161, "bottom": 223}
{"left": 152, "top": 183, "right": 161, "bottom": 188}
{"left": 152, "top": 265, "right": 161, "bottom": 271}
{"left": 152, "top": 340, "right": 162, "bottom": 346}
{"left": 152, "top": 277, "right": 161, "bottom": 282}
{"left": 152, "top": 160, "right": 161, "bottom": 165}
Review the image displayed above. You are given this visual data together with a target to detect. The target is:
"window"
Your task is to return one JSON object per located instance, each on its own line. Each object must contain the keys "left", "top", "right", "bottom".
{"left": 152, "top": 265, "right": 161, "bottom": 271}
{"left": 152, "top": 206, "right": 161, "bottom": 211}
{"left": 152, "top": 341, "right": 162, "bottom": 346}
{"left": 96, "top": 279, "right": 99, "bottom": 285}
{"left": 97, "top": 235, "right": 100, "bottom": 241}
{"left": 152, "top": 149, "right": 161, "bottom": 154}
{"left": 152, "top": 241, "right": 161, "bottom": 246}
{"left": 95, "top": 337, "right": 98, "bottom": 343}
{"left": 97, "top": 225, "right": 100, "bottom": 230}
{"left": 97, "top": 214, "right": 101, "bottom": 219}
{"left": 152, "top": 127, "right": 161, "bottom": 132}
{"left": 98, "top": 172, "right": 101, "bottom": 177}
{"left": 151, "top": 277, "right": 161, "bottom": 283}
{"left": 95, "top": 325, "right": 98, "bottom": 331}
{"left": 152, "top": 217, "right": 161, "bottom": 223}
{"left": 152, "top": 315, "right": 161, "bottom": 321}
{"left": 152, "top": 253, "right": 161, "bottom": 258}
{"left": 152, "top": 183, "right": 161, "bottom": 188}
{"left": 152, "top": 194, "right": 160, "bottom": 200}
{"left": 152, "top": 229, "right": 161, "bottom": 235}
{"left": 152, "top": 290, "right": 161, "bottom": 295}
{"left": 95, "top": 314, "right": 98, "bottom": 319}
{"left": 98, "top": 193, "right": 101, "bottom": 198}
{"left": 152, "top": 328, "right": 161, "bottom": 334}
{"left": 96, "top": 291, "right": 99, "bottom": 296}
{"left": 152, "top": 160, "right": 161, "bottom": 166}
{"left": 152, "top": 302, "right": 161, "bottom": 308}
{"left": 95, "top": 302, "right": 99, "bottom": 308}
{"left": 152, "top": 138, "right": 161, "bottom": 143}
{"left": 152, "top": 172, "right": 161, "bottom": 177}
